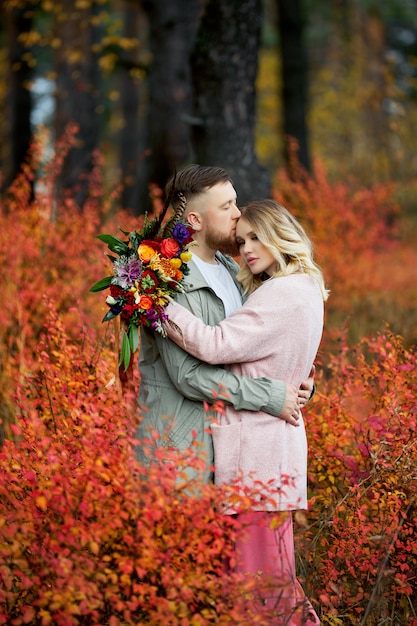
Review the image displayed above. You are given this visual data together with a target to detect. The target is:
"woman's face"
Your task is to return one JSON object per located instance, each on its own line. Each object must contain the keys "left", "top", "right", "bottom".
{"left": 236, "top": 217, "right": 277, "bottom": 276}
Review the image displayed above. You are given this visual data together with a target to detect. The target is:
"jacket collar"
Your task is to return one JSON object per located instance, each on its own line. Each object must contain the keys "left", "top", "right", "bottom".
{"left": 183, "top": 252, "right": 243, "bottom": 294}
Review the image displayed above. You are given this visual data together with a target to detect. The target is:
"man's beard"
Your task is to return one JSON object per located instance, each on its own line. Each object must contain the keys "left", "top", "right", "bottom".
{"left": 205, "top": 225, "right": 240, "bottom": 257}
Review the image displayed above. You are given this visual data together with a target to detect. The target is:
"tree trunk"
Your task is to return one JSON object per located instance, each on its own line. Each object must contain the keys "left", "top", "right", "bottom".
{"left": 191, "top": 0, "right": 270, "bottom": 206}
{"left": 361, "top": 8, "right": 390, "bottom": 181}
{"left": 118, "top": 0, "right": 146, "bottom": 213}
{"left": 277, "top": 0, "right": 311, "bottom": 176}
{"left": 138, "top": 0, "right": 202, "bottom": 214}
{"left": 54, "top": 0, "right": 101, "bottom": 207}
{"left": 2, "top": 4, "right": 33, "bottom": 195}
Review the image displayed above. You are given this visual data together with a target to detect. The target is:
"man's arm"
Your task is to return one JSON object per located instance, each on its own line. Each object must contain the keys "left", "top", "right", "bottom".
{"left": 155, "top": 333, "right": 300, "bottom": 426}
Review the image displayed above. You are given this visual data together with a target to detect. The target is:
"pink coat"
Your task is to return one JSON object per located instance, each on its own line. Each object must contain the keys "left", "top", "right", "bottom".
{"left": 165, "top": 273, "right": 324, "bottom": 512}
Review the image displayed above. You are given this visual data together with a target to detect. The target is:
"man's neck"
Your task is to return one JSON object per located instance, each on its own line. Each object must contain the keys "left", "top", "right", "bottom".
{"left": 191, "top": 240, "right": 218, "bottom": 264}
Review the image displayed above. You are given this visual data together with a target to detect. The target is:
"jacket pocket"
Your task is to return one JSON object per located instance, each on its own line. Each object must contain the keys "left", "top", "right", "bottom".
{"left": 211, "top": 422, "right": 241, "bottom": 486}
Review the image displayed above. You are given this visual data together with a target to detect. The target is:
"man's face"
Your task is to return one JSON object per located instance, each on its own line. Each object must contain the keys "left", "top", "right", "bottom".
{"left": 197, "top": 182, "right": 241, "bottom": 255}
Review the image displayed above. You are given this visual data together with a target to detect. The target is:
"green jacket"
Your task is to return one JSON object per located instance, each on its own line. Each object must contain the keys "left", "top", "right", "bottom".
{"left": 135, "top": 252, "right": 286, "bottom": 482}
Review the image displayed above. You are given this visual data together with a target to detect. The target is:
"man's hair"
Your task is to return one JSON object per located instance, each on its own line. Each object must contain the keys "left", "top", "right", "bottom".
{"left": 165, "top": 164, "right": 233, "bottom": 208}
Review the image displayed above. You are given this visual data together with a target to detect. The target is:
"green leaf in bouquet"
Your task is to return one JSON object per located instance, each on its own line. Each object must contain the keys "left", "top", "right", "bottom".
{"left": 129, "top": 230, "right": 141, "bottom": 253}
{"left": 102, "top": 309, "right": 119, "bottom": 323}
{"left": 140, "top": 215, "right": 159, "bottom": 241}
{"left": 96, "top": 234, "right": 130, "bottom": 255}
{"left": 119, "top": 330, "right": 131, "bottom": 371}
{"left": 90, "top": 276, "right": 113, "bottom": 292}
{"left": 128, "top": 324, "right": 139, "bottom": 354}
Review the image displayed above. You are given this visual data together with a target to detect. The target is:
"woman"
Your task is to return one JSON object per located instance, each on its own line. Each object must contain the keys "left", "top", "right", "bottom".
{"left": 164, "top": 199, "right": 328, "bottom": 625}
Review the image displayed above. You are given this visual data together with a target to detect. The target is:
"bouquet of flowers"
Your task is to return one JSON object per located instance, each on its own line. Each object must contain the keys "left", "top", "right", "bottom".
{"left": 90, "top": 193, "right": 194, "bottom": 370}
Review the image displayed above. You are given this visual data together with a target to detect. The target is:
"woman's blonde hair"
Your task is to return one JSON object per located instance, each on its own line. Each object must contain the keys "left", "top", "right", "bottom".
{"left": 236, "top": 199, "right": 329, "bottom": 301}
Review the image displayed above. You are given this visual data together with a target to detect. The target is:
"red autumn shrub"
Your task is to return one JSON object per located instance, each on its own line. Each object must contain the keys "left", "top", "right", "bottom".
{"left": 273, "top": 160, "right": 400, "bottom": 302}
{"left": 273, "top": 161, "right": 417, "bottom": 351}
{"left": 0, "top": 126, "right": 133, "bottom": 442}
{"left": 297, "top": 328, "right": 417, "bottom": 624}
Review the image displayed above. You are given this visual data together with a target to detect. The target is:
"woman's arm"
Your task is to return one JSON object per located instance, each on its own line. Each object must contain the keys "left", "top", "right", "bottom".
{"left": 165, "top": 279, "right": 301, "bottom": 365}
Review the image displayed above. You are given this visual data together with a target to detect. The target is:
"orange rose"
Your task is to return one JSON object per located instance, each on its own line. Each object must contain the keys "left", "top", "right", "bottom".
{"left": 160, "top": 238, "right": 180, "bottom": 258}
{"left": 138, "top": 295, "right": 153, "bottom": 310}
{"left": 138, "top": 243, "right": 157, "bottom": 263}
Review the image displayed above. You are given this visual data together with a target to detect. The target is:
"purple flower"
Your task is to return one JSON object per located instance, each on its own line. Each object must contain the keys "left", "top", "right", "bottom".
{"left": 172, "top": 222, "right": 191, "bottom": 245}
{"left": 112, "top": 254, "right": 142, "bottom": 289}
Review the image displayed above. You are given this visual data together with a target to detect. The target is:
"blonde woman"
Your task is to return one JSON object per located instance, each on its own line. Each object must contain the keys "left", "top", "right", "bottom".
{"left": 164, "top": 199, "right": 328, "bottom": 625}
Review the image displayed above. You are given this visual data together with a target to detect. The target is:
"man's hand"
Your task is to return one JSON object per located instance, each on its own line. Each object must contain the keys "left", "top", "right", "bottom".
{"left": 279, "top": 383, "right": 300, "bottom": 427}
{"left": 278, "top": 366, "right": 317, "bottom": 425}
{"left": 298, "top": 365, "right": 316, "bottom": 408}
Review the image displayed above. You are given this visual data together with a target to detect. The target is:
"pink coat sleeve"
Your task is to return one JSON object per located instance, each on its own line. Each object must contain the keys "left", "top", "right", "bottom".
{"left": 165, "top": 276, "right": 319, "bottom": 365}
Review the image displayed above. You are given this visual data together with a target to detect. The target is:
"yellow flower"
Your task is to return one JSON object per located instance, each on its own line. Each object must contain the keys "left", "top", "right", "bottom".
{"left": 138, "top": 243, "right": 158, "bottom": 263}
{"left": 180, "top": 251, "right": 192, "bottom": 263}
{"left": 150, "top": 256, "right": 177, "bottom": 279}
{"left": 154, "top": 292, "right": 169, "bottom": 306}
{"left": 169, "top": 257, "right": 182, "bottom": 269}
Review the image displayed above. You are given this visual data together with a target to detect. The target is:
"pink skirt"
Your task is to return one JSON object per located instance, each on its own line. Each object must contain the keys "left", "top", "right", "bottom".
{"left": 235, "top": 511, "right": 320, "bottom": 625}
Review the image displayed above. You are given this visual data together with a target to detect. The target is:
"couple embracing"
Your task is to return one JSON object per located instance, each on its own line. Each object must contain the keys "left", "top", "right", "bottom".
{"left": 136, "top": 164, "right": 328, "bottom": 625}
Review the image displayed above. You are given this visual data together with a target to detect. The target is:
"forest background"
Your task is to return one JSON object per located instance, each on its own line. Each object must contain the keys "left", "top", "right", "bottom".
{"left": 0, "top": 0, "right": 417, "bottom": 625}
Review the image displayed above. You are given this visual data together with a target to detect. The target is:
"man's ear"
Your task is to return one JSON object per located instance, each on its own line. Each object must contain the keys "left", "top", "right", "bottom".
{"left": 186, "top": 211, "right": 203, "bottom": 231}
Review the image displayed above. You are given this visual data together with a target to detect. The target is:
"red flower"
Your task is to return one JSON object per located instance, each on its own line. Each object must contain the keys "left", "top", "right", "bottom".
{"left": 110, "top": 284, "right": 124, "bottom": 298}
{"left": 121, "top": 304, "right": 135, "bottom": 320}
{"left": 186, "top": 225, "right": 195, "bottom": 242}
{"left": 139, "top": 269, "right": 159, "bottom": 294}
{"left": 141, "top": 239, "right": 161, "bottom": 251}
{"left": 160, "top": 238, "right": 180, "bottom": 259}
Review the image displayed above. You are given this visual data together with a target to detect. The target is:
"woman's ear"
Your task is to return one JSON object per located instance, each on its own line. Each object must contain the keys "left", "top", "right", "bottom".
{"left": 186, "top": 211, "right": 202, "bottom": 231}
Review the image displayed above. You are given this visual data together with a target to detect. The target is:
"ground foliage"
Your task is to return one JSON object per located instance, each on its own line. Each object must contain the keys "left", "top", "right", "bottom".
{"left": 0, "top": 133, "right": 416, "bottom": 624}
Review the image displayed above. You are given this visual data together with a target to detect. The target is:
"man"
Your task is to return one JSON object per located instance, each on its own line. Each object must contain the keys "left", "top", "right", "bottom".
{"left": 136, "top": 164, "right": 314, "bottom": 481}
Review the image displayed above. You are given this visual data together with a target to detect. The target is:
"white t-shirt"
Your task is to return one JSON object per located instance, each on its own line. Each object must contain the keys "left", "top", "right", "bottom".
{"left": 192, "top": 255, "right": 242, "bottom": 317}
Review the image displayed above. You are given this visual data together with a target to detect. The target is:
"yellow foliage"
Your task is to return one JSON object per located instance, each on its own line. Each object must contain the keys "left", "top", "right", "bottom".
{"left": 99, "top": 53, "right": 118, "bottom": 73}
{"left": 256, "top": 48, "right": 283, "bottom": 172}
{"left": 256, "top": 33, "right": 417, "bottom": 188}
{"left": 76, "top": 0, "right": 92, "bottom": 9}
{"left": 18, "top": 31, "right": 42, "bottom": 46}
